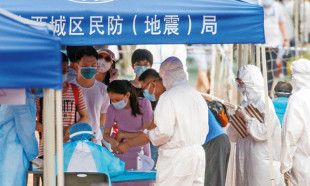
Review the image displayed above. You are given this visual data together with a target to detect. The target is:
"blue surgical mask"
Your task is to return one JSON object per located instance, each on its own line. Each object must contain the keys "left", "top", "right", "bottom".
{"left": 112, "top": 99, "right": 128, "bottom": 110}
{"left": 143, "top": 83, "right": 156, "bottom": 101}
{"left": 134, "top": 66, "right": 150, "bottom": 77}
{"left": 81, "top": 67, "right": 97, "bottom": 79}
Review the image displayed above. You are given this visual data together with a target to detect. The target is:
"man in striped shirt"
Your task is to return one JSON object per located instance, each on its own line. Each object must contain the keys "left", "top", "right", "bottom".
{"left": 36, "top": 53, "right": 88, "bottom": 156}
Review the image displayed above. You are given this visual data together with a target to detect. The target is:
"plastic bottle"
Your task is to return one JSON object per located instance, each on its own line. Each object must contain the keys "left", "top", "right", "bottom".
{"left": 110, "top": 121, "right": 119, "bottom": 138}
{"left": 137, "top": 147, "right": 144, "bottom": 170}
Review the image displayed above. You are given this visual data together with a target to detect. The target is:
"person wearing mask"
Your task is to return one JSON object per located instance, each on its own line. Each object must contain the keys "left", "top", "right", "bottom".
{"left": 103, "top": 80, "right": 153, "bottom": 186}
{"left": 118, "top": 57, "right": 209, "bottom": 186}
{"left": 95, "top": 49, "right": 119, "bottom": 86}
{"left": 130, "top": 49, "right": 153, "bottom": 97}
{"left": 272, "top": 81, "right": 292, "bottom": 127}
{"left": 66, "top": 46, "right": 84, "bottom": 82}
{"left": 0, "top": 89, "right": 41, "bottom": 185}
{"left": 70, "top": 46, "right": 110, "bottom": 145}
{"left": 227, "top": 65, "right": 284, "bottom": 186}
{"left": 62, "top": 123, "right": 125, "bottom": 180}
{"left": 36, "top": 53, "right": 88, "bottom": 156}
{"left": 280, "top": 59, "right": 310, "bottom": 186}
{"left": 262, "top": 0, "right": 289, "bottom": 95}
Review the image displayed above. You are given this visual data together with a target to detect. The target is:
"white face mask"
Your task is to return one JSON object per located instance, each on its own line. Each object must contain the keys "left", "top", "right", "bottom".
{"left": 98, "top": 58, "right": 112, "bottom": 73}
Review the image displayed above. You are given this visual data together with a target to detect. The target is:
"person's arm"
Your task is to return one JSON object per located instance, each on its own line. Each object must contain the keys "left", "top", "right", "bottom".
{"left": 36, "top": 121, "right": 43, "bottom": 132}
{"left": 100, "top": 113, "right": 106, "bottom": 127}
{"left": 14, "top": 96, "right": 38, "bottom": 161}
{"left": 117, "top": 118, "right": 157, "bottom": 153}
{"left": 281, "top": 96, "right": 304, "bottom": 174}
{"left": 280, "top": 22, "right": 289, "bottom": 47}
{"left": 77, "top": 109, "right": 88, "bottom": 123}
{"left": 115, "top": 132, "right": 142, "bottom": 142}
{"left": 103, "top": 127, "right": 119, "bottom": 152}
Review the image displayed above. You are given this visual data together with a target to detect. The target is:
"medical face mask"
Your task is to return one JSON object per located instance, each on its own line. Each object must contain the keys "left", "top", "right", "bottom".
{"left": 62, "top": 73, "right": 68, "bottom": 83}
{"left": 98, "top": 58, "right": 112, "bottom": 73}
{"left": 237, "top": 82, "right": 246, "bottom": 95}
{"left": 81, "top": 67, "right": 97, "bottom": 79}
{"left": 143, "top": 83, "right": 156, "bottom": 101}
{"left": 112, "top": 99, "right": 128, "bottom": 110}
{"left": 134, "top": 66, "right": 150, "bottom": 77}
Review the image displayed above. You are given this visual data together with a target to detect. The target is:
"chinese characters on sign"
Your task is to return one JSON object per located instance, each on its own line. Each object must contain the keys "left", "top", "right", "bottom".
{"left": 30, "top": 15, "right": 217, "bottom": 36}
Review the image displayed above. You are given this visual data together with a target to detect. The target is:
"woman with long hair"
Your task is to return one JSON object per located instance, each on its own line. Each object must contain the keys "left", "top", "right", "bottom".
{"left": 104, "top": 80, "right": 153, "bottom": 185}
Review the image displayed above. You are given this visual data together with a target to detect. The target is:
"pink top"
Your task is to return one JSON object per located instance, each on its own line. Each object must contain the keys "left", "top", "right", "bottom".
{"left": 105, "top": 98, "right": 153, "bottom": 172}
{"left": 105, "top": 98, "right": 153, "bottom": 132}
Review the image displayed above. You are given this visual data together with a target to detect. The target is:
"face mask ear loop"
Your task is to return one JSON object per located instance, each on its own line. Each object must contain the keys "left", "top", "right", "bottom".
{"left": 152, "top": 82, "right": 156, "bottom": 95}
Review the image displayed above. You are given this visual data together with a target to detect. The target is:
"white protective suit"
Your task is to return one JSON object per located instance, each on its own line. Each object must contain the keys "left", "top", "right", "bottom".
{"left": 149, "top": 57, "right": 209, "bottom": 186}
{"left": 280, "top": 59, "right": 310, "bottom": 186}
{"left": 227, "top": 65, "right": 284, "bottom": 186}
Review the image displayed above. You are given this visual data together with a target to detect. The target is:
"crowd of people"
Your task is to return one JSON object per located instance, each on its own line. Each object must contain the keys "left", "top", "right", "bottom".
{"left": 0, "top": 43, "right": 310, "bottom": 186}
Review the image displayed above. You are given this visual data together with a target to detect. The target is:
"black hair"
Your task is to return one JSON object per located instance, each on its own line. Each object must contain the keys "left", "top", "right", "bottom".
{"left": 107, "top": 80, "right": 142, "bottom": 116}
{"left": 131, "top": 49, "right": 153, "bottom": 66}
{"left": 62, "top": 52, "right": 69, "bottom": 64}
{"left": 75, "top": 46, "right": 98, "bottom": 62}
{"left": 66, "top": 46, "right": 84, "bottom": 63}
{"left": 274, "top": 81, "right": 292, "bottom": 97}
{"left": 139, "top": 69, "right": 162, "bottom": 82}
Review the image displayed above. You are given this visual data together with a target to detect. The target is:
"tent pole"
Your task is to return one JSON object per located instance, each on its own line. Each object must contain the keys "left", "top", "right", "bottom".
{"left": 251, "top": 44, "right": 256, "bottom": 65}
{"left": 43, "top": 89, "right": 56, "bottom": 186}
{"left": 261, "top": 44, "right": 275, "bottom": 186}
{"left": 237, "top": 44, "right": 242, "bottom": 104}
{"left": 294, "top": 0, "right": 300, "bottom": 59}
{"left": 256, "top": 44, "right": 261, "bottom": 69}
{"left": 56, "top": 90, "right": 64, "bottom": 186}
{"left": 210, "top": 44, "right": 217, "bottom": 95}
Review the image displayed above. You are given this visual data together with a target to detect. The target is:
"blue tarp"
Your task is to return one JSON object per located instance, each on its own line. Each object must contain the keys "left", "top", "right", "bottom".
{"left": 1, "top": 0, "right": 265, "bottom": 45}
{"left": 0, "top": 10, "right": 62, "bottom": 89}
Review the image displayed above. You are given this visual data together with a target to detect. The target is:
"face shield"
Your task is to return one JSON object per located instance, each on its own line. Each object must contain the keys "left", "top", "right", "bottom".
{"left": 237, "top": 65, "right": 264, "bottom": 101}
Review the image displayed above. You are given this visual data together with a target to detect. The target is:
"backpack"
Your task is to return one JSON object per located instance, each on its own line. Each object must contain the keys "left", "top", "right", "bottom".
{"left": 206, "top": 100, "right": 230, "bottom": 127}
{"left": 38, "top": 83, "right": 79, "bottom": 139}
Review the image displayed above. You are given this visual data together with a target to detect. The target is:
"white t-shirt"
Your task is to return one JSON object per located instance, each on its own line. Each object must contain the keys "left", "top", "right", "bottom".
{"left": 70, "top": 79, "right": 110, "bottom": 145}
{"left": 264, "top": 2, "right": 286, "bottom": 48}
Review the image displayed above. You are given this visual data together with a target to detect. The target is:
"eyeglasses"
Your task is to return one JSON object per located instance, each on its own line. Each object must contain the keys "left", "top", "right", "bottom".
{"left": 98, "top": 54, "right": 112, "bottom": 62}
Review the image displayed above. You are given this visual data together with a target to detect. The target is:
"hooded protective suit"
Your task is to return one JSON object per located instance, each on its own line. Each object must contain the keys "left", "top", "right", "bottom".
{"left": 62, "top": 123, "right": 125, "bottom": 185}
{"left": 280, "top": 59, "right": 310, "bottom": 186}
{"left": 0, "top": 90, "right": 38, "bottom": 186}
{"left": 149, "top": 57, "right": 209, "bottom": 186}
{"left": 227, "top": 65, "right": 284, "bottom": 186}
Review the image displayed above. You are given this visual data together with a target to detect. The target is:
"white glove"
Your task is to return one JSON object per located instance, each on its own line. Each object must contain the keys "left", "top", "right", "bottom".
{"left": 31, "top": 158, "right": 44, "bottom": 169}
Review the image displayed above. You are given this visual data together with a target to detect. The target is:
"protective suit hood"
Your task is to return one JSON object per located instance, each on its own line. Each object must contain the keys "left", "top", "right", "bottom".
{"left": 159, "top": 56, "right": 187, "bottom": 90}
{"left": 291, "top": 58, "right": 310, "bottom": 93}
{"left": 237, "top": 65, "right": 264, "bottom": 102}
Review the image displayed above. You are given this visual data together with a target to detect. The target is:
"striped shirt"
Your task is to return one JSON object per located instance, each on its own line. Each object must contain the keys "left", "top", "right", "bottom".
{"left": 37, "top": 83, "right": 87, "bottom": 156}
